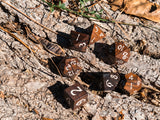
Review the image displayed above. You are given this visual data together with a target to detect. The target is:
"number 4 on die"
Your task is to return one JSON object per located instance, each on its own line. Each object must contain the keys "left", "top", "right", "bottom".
{"left": 64, "top": 82, "right": 88, "bottom": 110}
{"left": 89, "top": 24, "right": 106, "bottom": 45}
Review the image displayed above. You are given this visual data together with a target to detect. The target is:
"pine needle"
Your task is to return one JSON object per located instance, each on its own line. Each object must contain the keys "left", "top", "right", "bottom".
{"left": 0, "top": 25, "right": 36, "bottom": 53}
{"left": 1, "top": 0, "right": 58, "bottom": 34}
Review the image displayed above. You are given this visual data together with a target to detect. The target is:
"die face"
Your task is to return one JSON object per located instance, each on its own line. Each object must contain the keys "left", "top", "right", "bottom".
{"left": 124, "top": 73, "right": 142, "bottom": 95}
{"left": 116, "top": 48, "right": 130, "bottom": 62}
{"left": 74, "top": 94, "right": 88, "bottom": 110}
{"left": 115, "top": 42, "right": 128, "bottom": 55}
{"left": 59, "top": 57, "right": 82, "bottom": 79}
{"left": 102, "top": 72, "right": 120, "bottom": 91}
{"left": 70, "top": 31, "right": 90, "bottom": 52}
{"left": 125, "top": 73, "right": 137, "bottom": 80}
{"left": 115, "top": 42, "right": 130, "bottom": 64}
{"left": 64, "top": 82, "right": 88, "bottom": 110}
{"left": 89, "top": 24, "right": 106, "bottom": 45}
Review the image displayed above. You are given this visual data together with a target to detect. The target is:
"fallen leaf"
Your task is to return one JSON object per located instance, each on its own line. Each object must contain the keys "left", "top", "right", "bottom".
{"left": 109, "top": 0, "right": 160, "bottom": 22}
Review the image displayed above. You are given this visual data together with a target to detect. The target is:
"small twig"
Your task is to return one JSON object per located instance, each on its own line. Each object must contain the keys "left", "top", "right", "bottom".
{"left": 142, "top": 83, "right": 160, "bottom": 93}
{"left": 88, "top": 0, "right": 102, "bottom": 9}
{"left": 50, "top": 58, "right": 66, "bottom": 84}
{"left": 0, "top": 25, "right": 36, "bottom": 53}
{"left": 2, "top": 0, "right": 160, "bottom": 33}
{"left": 1, "top": 0, "right": 58, "bottom": 34}
{"left": 75, "top": 78, "right": 90, "bottom": 88}
{"left": 99, "top": 3, "right": 132, "bottom": 42}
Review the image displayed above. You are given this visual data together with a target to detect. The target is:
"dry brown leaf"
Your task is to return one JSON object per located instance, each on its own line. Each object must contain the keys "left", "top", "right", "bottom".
{"left": 109, "top": 0, "right": 160, "bottom": 22}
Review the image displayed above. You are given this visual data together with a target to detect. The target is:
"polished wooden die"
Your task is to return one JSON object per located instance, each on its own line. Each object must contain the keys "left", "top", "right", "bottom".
{"left": 99, "top": 72, "right": 120, "bottom": 91}
{"left": 59, "top": 57, "right": 82, "bottom": 79}
{"left": 105, "top": 42, "right": 130, "bottom": 65}
{"left": 124, "top": 72, "right": 142, "bottom": 95}
{"left": 70, "top": 31, "right": 90, "bottom": 52}
{"left": 64, "top": 82, "right": 88, "bottom": 110}
{"left": 89, "top": 24, "right": 106, "bottom": 45}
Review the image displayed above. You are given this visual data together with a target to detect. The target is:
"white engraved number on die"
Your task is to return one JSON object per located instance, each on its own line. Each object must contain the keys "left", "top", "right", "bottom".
{"left": 110, "top": 74, "right": 118, "bottom": 80}
{"left": 129, "top": 75, "right": 134, "bottom": 89}
{"left": 122, "top": 52, "right": 128, "bottom": 60}
{"left": 71, "top": 86, "right": 83, "bottom": 96}
{"left": 79, "top": 42, "right": 86, "bottom": 47}
{"left": 137, "top": 81, "right": 141, "bottom": 86}
{"left": 76, "top": 34, "right": 80, "bottom": 41}
{"left": 68, "top": 70, "right": 74, "bottom": 76}
{"left": 66, "top": 64, "right": 71, "bottom": 71}
{"left": 70, "top": 59, "right": 77, "bottom": 65}
{"left": 129, "top": 75, "right": 134, "bottom": 80}
{"left": 100, "top": 33, "right": 104, "bottom": 37}
{"left": 95, "top": 26, "right": 98, "bottom": 32}
{"left": 130, "top": 83, "right": 133, "bottom": 89}
{"left": 106, "top": 80, "right": 113, "bottom": 87}
{"left": 91, "top": 37, "right": 95, "bottom": 43}
{"left": 76, "top": 99, "right": 86, "bottom": 106}
{"left": 118, "top": 45, "right": 124, "bottom": 51}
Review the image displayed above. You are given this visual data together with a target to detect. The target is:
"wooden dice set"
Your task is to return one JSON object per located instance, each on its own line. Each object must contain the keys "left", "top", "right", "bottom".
{"left": 70, "top": 24, "right": 106, "bottom": 52}
{"left": 63, "top": 72, "right": 142, "bottom": 110}
{"left": 69, "top": 24, "right": 131, "bottom": 65}
{"left": 55, "top": 24, "right": 142, "bottom": 110}
{"left": 98, "top": 72, "right": 142, "bottom": 95}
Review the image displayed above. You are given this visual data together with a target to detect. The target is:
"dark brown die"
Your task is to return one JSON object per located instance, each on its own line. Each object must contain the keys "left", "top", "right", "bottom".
{"left": 105, "top": 42, "right": 130, "bottom": 65}
{"left": 99, "top": 72, "right": 120, "bottom": 91}
{"left": 59, "top": 57, "right": 82, "bottom": 79}
{"left": 70, "top": 31, "right": 90, "bottom": 52}
{"left": 124, "top": 72, "right": 142, "bottom": 95}
{"left": 64, "top": 82, "right": 88, "bottom": 110}
{"left": 89, "top": 24, "right": 106, "bottom": 45}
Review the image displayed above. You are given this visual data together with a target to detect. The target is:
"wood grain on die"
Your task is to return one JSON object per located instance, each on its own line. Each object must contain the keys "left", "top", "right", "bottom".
{"left": 115, "top": 42, "right": 128, "bottom": 55}
{"left": 124, "top": 73, "right": 142, "bottom": 95}
{"left": 59, "top": 57, "right": 82, "bottom": 79}
{"left": 100, "top": 72, "right": 120, "bottom": 91}
{"left": 115, "top": 48, "right": 130, "bottom": 63}
{"left": 89, "top": 24, "right": 106, "bottom": 45}
{"left": 70, "top": 31, "right": 90, "bottom": 52}
{"left": 64, "top": 82, "right": 88, "bottom": 110}
{"left": 115, "top": 42, "right": 130, "bottom": 65}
